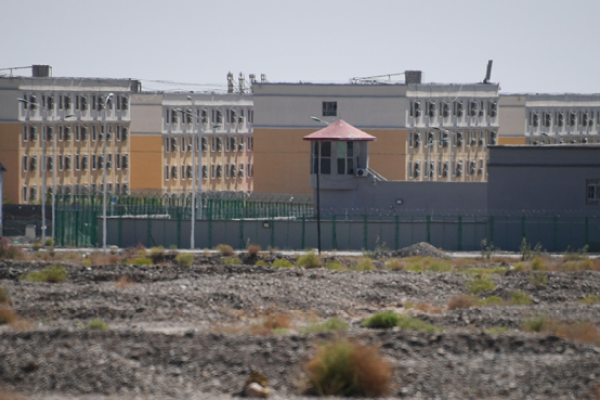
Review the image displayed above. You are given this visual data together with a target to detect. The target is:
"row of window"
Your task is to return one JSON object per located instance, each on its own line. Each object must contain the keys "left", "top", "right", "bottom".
{"left": 22, "top": 125, "right": 129, "bottom": 143}
{"left": 165, "top": 108, "right": 254, "bottom": 125}
{"left": 164, "top": 135, "right": 253, "bottom": 153}
{"left": 528, "top": 110, "right": 599, "bottom": 128}
{"left": 21, "top": 93, "right": 129, "bottom": 113}
{"left": 310, "top": 141, "right": 356, "bottom": 175}
{"left": 409, "top": 130, "right": 498, "bottom": 148}
{"left": 526, "top": 136, "right": 600, "bottom": 145}
{"left": 409, "top": 100, "right": 498, "bottom": 119}
{"left": 22, "top": 183, "right": 129, "bottom": 202}
{"left": 22, "top": 154, "right": 129, "bottom": 172}
{"left": 164, "top": 163, "right": 253, "bottom": 180}
{"left": 408, "top": 159, "right": 486, "bottom": 179}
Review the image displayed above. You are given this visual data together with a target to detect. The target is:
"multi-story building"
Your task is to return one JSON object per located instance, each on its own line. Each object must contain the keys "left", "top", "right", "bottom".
{"left": 130, "top": 91, "right": 254, "bottom": 194}
{"left": 252, "top": 71, "right": 500, "bottom": 194}
{"left": 499, "top": 94, "right": 600, "bottom": 145}
{"left": 0, "top": 65, "right": 140, "bottom": 204}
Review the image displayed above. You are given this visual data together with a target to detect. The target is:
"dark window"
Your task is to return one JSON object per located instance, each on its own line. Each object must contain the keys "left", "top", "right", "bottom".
{"left": 322, "top": 102, "right": 337, "bottom": 117}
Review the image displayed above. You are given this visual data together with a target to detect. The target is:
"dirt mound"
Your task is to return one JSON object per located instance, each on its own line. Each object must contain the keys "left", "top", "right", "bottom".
{"left": 392, "top": 242, "right": 447, "bottom": 259}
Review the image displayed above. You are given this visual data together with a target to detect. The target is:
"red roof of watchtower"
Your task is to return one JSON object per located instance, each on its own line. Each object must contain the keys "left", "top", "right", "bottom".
{"left": 303, "top": 120, "right": 376, "bottom": 142}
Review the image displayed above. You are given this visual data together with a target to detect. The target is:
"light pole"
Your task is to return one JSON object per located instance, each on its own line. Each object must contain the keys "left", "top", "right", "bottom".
{"left": 102, "top": 93, "right": 114, "bottom": 252}
{"left": 52, "top": 114, "right": 75, "bottom": 243}
{"left": 425, "top": 135, "right": 435, "bottom": 182}
{"left": 432, "top": 127, "right": 456, "bottom": 182}
{"left": 18, "top": 97, "right": 47, "bottom": 245}
{"left": 309, "top": 116, "right": 331, "bottom": 255}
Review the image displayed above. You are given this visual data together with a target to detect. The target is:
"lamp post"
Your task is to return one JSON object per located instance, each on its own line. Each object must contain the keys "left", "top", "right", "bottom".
{"left": 309, "top": 116, "right": 331, "bottom": 255}
{"left": 425, "top": 135, "right": 435, "bottom": 182}
{"left": 102, "top": 93, "right": 114, "bottom": 252}
{"left": 18, "top": 97, "right": 48, "bottom": 245}
{"left": 52, "top": 114, "right": 75, "bottom": 243}
{"left": 432, "top": 127, "right": 456, "bottom": 182}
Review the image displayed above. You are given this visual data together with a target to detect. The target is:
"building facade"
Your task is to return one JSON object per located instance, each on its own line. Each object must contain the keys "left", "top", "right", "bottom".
{"left": 0, "top": 66, "right": 140, "bottom": 204}
{"left": 252, "top": 74, "right": 499, "bottom": 194}
{"left": 130, "top": 92, "right": 254, "bottom": 195}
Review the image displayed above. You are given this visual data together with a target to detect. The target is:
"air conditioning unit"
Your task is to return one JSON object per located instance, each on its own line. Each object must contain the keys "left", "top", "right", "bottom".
{"left": 356, "top": 168, "right": 368, "bottom": 178}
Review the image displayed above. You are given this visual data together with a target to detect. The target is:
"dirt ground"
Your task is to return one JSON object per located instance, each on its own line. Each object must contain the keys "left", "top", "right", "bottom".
{"left": 1, "top": 248, "right": 600, "bottom": 400}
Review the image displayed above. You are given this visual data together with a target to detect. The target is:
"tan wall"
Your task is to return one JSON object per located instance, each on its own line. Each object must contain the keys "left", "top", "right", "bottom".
{"left": 130, "top": 135, "right": 163, "bottom": 191}
{"left": 254, "top": 128, "right": 408, "bottom": 194}
{"left": 0, "top": 124, "right": 21, "bottom": 203}
{"left": 498, "top": 137, "right": 526, "bottom": 145}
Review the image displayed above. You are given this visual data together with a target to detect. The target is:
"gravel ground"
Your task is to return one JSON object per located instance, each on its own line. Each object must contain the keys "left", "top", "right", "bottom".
{"left": 1, "top": 254, "right": 600, "bottom": 399}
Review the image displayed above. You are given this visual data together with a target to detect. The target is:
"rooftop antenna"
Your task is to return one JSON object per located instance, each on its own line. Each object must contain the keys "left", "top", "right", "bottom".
{"left": 483, "top": 60, "right": 493, "bottom": 84}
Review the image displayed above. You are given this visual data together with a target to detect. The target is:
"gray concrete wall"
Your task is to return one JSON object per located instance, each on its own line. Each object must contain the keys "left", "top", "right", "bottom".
{"left": 318, "top": 180, "right": 487, "bottom": 214}
{"left": 488, "top": 146, "right": 600, "bottom": 214}
{"left": 103, "top": 214, "right": 600, "bottom": 252}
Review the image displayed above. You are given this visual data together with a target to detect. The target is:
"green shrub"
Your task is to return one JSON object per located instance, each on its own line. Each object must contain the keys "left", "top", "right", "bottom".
{"left": 396, "top": 314, "right": 439, "bottom": 332}
{"left": 476, "top": 296, "right": 505, "bottom": 306}
{"left": 580, "top": 295, "right": 600, "bottom": 305}
{"left": 88, "top": 319, "right": 109, "bottom": 330}
{"left": 0, "top": 237, "right": 23, "bottom": 260}
{"left": 404, "top": 257, "right": 425, "bottom": 272}
{"left": 272, "top": 259, "right": 294, "bottom": 268}
{"left": 531, "top": 257, "right": 548, "bottom": 271}
{"left": 522, "top": 316, "right": 547, "bottom": 332}
{"left": 513, "top": 262, "right": 527, "bottom": 272}
{"left": 564, "top": 259, "right": 593, "bottom": 271}
{"left": 20, "top": 265, "right": 68, "bottom": 283}
{"left": 563, "top": 245, "right": 589, "bottom": 261}
{"left": 465, "top": 274, "right": 496, "bottom": 295}
{"left": 45, "top": 238, "right": 54, "bottom": 246}
{"left": 510, "top": 290, "right": 533, "bottom": 305}
{"left": 484, "top": 326, "right": 508, "bottom": 335}
{"left": 149, "top": 246, "right": 165, "bottom": 264}
{"left": 255, "top": 260, "right": 268, "bottom": 266}
{"left": 404, "top": 301, "right": 415, "bottom": 309}
{"left": 217, "top": 244, "right": 235, "bottom": 256}
{"left": 175, "top": 253, "right": 194, "bottom": 267}
{"left": 462, "top": 266, "right": 509, "bottom": 275}
{"left": 325, "top": 260, "right": 346, "bottom": 271}
{"left": 530, "top": 273, "right": 548, "bottom": 287}
{"left": 125, "top": 257, "right": 153, "bottom": 266}
{"left": 384, "top": 258, "right": 402, "bottom": 270}
{"left": 222, "top": 256, "right": 241, "bottom": 266}
{"left": 352, "top": 258, "right": 375, "bottom": 271}
{"left": 297, "top": 251, "right": 323, "bottom": 269}
{"left": 299, "top": 317, "right": 349, "bottom": 334}
{"left": 428, "top": 260, "right": 453, "bottom": 273}
{"left": 304, "top": 339, "right": 391, "bottom": 397}
{"left": 362, "top": 311, "right": 400, "bottom": 329}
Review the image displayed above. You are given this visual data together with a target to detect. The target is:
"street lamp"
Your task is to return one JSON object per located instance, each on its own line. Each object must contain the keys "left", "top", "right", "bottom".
{"left": 18, "top": 97, "right": 48, "bottom": 245}
{"left": 424, "top": 135, "right": 435, "bottom": 182}
{"left": 432, "top": 127, "right": 457, "bottom": 182}
{"left": 52, "top": 114, "right": 75, "bottom": 243}
{"left": 309, "top": 116, "right": 331, "bottom": 255}
{"left": 102, "top": 93, "right": 114, "bottom": 252}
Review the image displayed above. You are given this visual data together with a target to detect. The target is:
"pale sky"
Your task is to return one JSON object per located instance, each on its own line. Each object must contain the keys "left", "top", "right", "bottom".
{"left": 2, "top": 0, "right": 599, "bottom": 93}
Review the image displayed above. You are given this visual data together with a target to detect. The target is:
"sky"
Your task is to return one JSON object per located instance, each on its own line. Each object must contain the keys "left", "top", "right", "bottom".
{"left": 2, "top": 0, "right": 600, "bottom": 94}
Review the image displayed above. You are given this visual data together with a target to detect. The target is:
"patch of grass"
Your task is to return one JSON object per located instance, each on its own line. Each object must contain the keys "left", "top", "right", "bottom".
{"left": 447, "top": 295, "right": 475, "bottom": 310}
{"left": 304, "top": 339, "right": 391, "bottom": 397}
{"left": 396, "top": 314, "right": 440, "bottom": 332}
{"left": 404, "top": 256, "right": 453, "bottom": 273}
{"left": 250, "top": 313, "right": 293, "bottom": 335}
{"left": 513, "top": 262, "right": 527, "bottom": 272}
{"left": 217, "top": 244, "right": 235, "bottom": 256}
{"left": 82, "top": 257, "right": 92, "bottom": 266}
{"left": 352, "top": 258, "right": 375, "bottom": 271}
{"left": 20, "top": 265, "right": 68, "bottom": 283}
{"left": 404, "top": 301, "right": 415, "bottom": 309}
{"left": 297, "top": 251, "right": 323, "bottom": 269}
{"left": 564, "top": 245, "right": 589, "bottom": 261}
{"left": 272, "top": 259, "right": 294, "bottom": 268}
{"left": 510, "top": 290, "right": 533, "bottom": 305}
{"left": 530, "top": 273, "right": 548, "bottom": 287}
{"left": 362, "top": 311, "right": 400, "bottom": 329}
{"left": 530, "top": 257, "right": 548, "bottom": 271}
{"left": 484, "top": 326, "right": 508, "bottom": 335}
{"left": 125, "top": 257, "right": 153, "bottom": 266}
{"left": 175, "top": 253, "right": 194, "bottom": 267}
{"left": 247, "top": 244, "right": 261, "bottom": 256}
{"left": 0, "top": 307, "right": 18, "bottom": 325}
{"left": 0, "top": 237, "right": 23, "bottom": 260}
{"left": 414, "top": 302, "right": 443, "bottom": 314}
{"left": 580, "top": 295, "right": 600, "bottom": 305}
{"left": 149, "top": 246, "right": 165, "bottom": 264}
{"left": 88, "top": 319, "right": 109, "bottom": 330}
{"left": 325, "top": 260, "right": 346, "bottom": 271}
{"left": 564, "top": 259, "right": 594, "bottom": 271}
{"left": 428, "top": 260, "right": 453, "bottom": 273}
{"left": 522, "top": 316, "right": 548, "bottom": 332}
{"left": 461, "top": 266, "right": 509, "bottom": 275}
{"left": 222, "top": 256, "right": 241, "bottom": 266}
{"left": 522, "top": 316, "right": 600, "bottom": 344}
{"left": 465, "top": 274, "right": 496, "bottom": 295}
{"left": 384, "top": 258, "right": 402, "bottom": 270}
{"left": 299, "top": 317, "right": 349, "bottom": 334}
{"left": 476, "top": 296, "right": 505, "bottom": 306}
{"left": 255, "top": 260, "right": 268, "bottom": 266}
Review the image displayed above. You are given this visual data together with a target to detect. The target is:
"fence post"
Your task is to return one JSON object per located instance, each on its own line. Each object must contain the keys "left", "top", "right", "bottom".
{"left": 301, "top": 215, "right": 305, "bottom": 249}
{"left": 75, "top": 208, "right": 79, "bottom": 247}
{"left": 585, "top": 217, "right": 589, "bottom": 248}
{"left": 457, "top": 216, "right": 463, "bottom": 251}
{"left": 239, "top": 219, "right": 244, "bottom": 250}
{"left": 270, "top": 217, "right": 275, "bottom": 249}
{"left": 394, "top": 215, "right": 399, "bottom": 250}
{"left": 118, "top": 217, "right": 123, "bottom": 248}
{"left": 553, "top": 216, "right": 558, "bottom": 252}
{"left": 177, "top": 217, "right": 182, "bottom": 249}
{"left": 426, "top": 215, "right": 431, "bottom": 244}
{"left": 332, "top": 215, "right": 338, "bottom": 250}
{"left": 489, "top": 216, "right": 494, "bottom": 245}
{"left": 147, "top": 218, "right": 152, "bottom": 248}
{"left": 363, "top": 214, "right": 368, "bottom": 250}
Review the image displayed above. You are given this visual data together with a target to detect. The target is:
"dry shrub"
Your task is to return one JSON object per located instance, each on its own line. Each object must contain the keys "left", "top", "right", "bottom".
{"left": 0, "top": 307, "right": 18, "bottom": 325}
{"left": 247, "top": 245, "right": 261, "bottom": 256}
{"left": 217, "top": 244, "right": 235, "bottom": 256}
{"left": 304, "top": 338, "right": 391, "bottom": 397}
{"left": 414, "top": 302, "right": 443, "bottom": 314}
{"left": 115, "top": 276, "right": 134, "bottom": 289}
{"left": 0, "top": 389, "right": 26, "bottom": 400}
{"left": 250, "top": 313, "right": 293, "bottom": 335}
{"left": 547, "top": 320, "right": 600, "bottom": 344}
{"left": 0, "top": 287, "right": 9, "bottom": 304}
{"left": 210, "top": 323, "right": 245, "bottom": 335}
{"left": 447, "top": 295, "right": 475, "bottom": 310}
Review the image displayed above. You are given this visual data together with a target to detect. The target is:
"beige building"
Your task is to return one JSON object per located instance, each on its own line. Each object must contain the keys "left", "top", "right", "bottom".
{"left": 0, "top": 65, "right": 140, "bottom": 204}
{"left": 130, "top": 91, "right": 254, "bottom": 195}
{"left": 252, "top": 73, "right": 500, "bottom": 194}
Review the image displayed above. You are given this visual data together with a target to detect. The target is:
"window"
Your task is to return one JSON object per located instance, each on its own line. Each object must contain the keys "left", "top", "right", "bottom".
{"left": 22, "top": 186, "right": 28, "bottom": 202}
{"left": 22, "top": 155, "right": 28, "bottom": 172}
{"left": 247, "top": 163, "right": 252, "bottom": 178}
{"left": 122, "top": 154, "right": 129, "bottom": 169}
{"left": 427, "top": 101, "right": 435, "bottom": 118}
{"left": 122, "top": 184, "right": 129, "bottom": 195}
{"left": 186, "top": 165, "right": 193, "bottom": 179}
{"left": 81, "top": 126, "right": 88, "bottom": 141}
{"left": 336, "top": 141, "right": 355, "bottom": 175}
{"left": 454, "top": 101, "right": 463, "bottom": 117}
{"left": 202, "top": 165, "right": 208, "bottom": 179}
{"left": 238, "top": 136, "right": 245, "bottom": 151}
{"left": 587, "top": 179, "right": 600, "bottom": 205}
{"left": 82, "top": 155, "right": 88, "bottom": 170}
{"left": 569, "top": 112, "right": 577, "bottom": 127}
{"left": 488, "top": 101, "right": 498, "bottom": 118}
{"left": 92, "top": 155, "right": 97, "bottom": 170}
{"left": 122, "top": 126, "right": 129, "bottom": 141}
{"left": 320, "top": 141, "right": 331, "bottom": 174}
{"left": 116, "top": 125, "right": 121, "bottom": 141}
{"left": 65, "top": 155, "right": 72, "bottom": 170}
{"left": 107, "top": 125, "right": 113, "bottom": 141}
{"left": 165, "top": 136, "right": 171, "bottom": 153}
{"left": 225, "top": 137, "right": 231, "bottom": 152}
{"left": 414, "top": 132, "right": 421, "bottom": 148}
{"left": 217, "top": 164, "right": 223, "bottom": 178}
{"left": 248, "top": 137, "right": 253, "bottom": 151}
{"left": 81, "top": 96, "right": 88, "bottom": 111}
{"left": 98, "top": 155, "right": 104, "bottom": 169}
{"left": 75, "top": 126, "right": 80, "bottom": 141}
{"left": 490, "top": 131, "right": 498, "bottom": 145}
{"left": 410, "top": 101, "right": 421, "bottom": 118}
{"left": 468, "top": 101, "right": 478, "bottom": 117}
{"left": 238, "top": 163, "right": 244, "bottom": 177}
{"left": 211, "top": 164, "right": 216, "bottom": 179}
{"left": 413, "top": 162, "right": 420, "bottom": 179}
{"left": 322, "top": 101, "right": 337, "bottom": 117}
{"left": 231, "top": 163, "right": 236, "bottom": 178}
{"left": 456, "top": 160, "right": 463, "bottom": 177}
{"left": 181, "top": 165, "right": 186, "bottom": 179}
{"left": 171, "top": 165, "right": 178, "bottom": 179}
{"left": 202, "top": 137, "right": 208, "bottom": 152}
{"left": 92, "top": 95, "right": 97, "bottom": 110}
{"left": 59, "top": 155, "right": 64, "bottom": 171}
{"left": 201, "top": 110, "right": 208, "bottom": 124}
{"left": 121, "top": 96, "right": 128, "bottom": 111}
{"left": 116, "top": 153, "right": 121, "bottom": 169}
{"left": 30, "top": 186, "right": 37, "bottom": 202}
{"left": 65, "top": 126, "right": 72, "bottom": 141}
{"left": 29, "top": 126, "right": 38, "bottom": 141}
{"left": 107, "top": 183, "right": 113, "bottom": 194}
{"left": 107, "top": 154, "right": 112, "bottom": 169}
{"left": 92, "top": 126, "right": 97, "bottom": 141}
{"left": 217, "top": 137, "right": 223, "bottom": 151}
{"left": 30, "top": 155, "right": 37, "bottom": 171}
{"left": 171, "top": 137, "right": 178, "bottom": 152}
{"left": 165, "top": 165, "right": 170, "bottom": 180}
{"left": 225, "top": 163, "right": 230, "bottom": 179}
{"left": 64, "top": 96, "right": 71, "bottom": 110}
{"left": 75, "top": 154, "right": 80, "bottom": 170}
{"left": 46, "top": 126, "right": 53, "bottom": 141}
